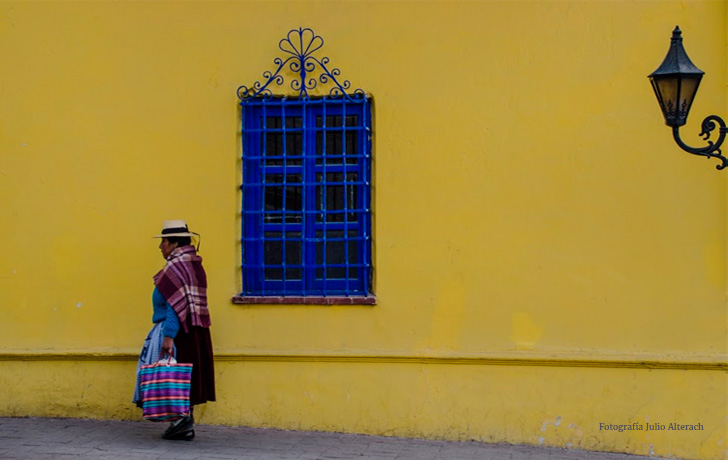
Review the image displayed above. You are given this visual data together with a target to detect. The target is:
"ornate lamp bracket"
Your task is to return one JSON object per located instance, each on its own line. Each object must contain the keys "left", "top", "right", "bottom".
{"left": 672, "top": 116, "right": 728, "bottom": 170}
{"left": 237, "top": 27, "right": 365, "bottom": 101}
{"left": 649, "top": 27, "right": 728, "bottom": 170}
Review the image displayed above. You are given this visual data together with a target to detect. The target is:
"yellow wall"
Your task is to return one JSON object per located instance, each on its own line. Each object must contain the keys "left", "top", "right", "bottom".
{"left": 0, "top": 1, "right": 726, "bottom": 459}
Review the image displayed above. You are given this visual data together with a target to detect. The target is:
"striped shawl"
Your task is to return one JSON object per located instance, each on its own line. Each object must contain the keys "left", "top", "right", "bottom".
{"left": 153, "top": 245, "right": 210, "bottom": 332}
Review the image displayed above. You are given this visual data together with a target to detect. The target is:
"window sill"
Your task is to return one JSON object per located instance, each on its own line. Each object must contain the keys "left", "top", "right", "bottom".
{"left": 232, "top": 295, "right": 377, "bottom": 306}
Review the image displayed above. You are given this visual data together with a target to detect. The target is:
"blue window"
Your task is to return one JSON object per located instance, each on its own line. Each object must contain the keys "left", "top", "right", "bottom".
{"left": 240, "top": 97, "right": 372, "bottom": 297}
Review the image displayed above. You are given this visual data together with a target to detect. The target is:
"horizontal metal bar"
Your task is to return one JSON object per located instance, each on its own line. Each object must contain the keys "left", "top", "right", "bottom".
{"left": 240, "top": 98, "right": 370, "bottom": 107}
{"left": 258, "top": 217, "right": 365, "bottom": 222}
{"left": 242, "top": 168, "right": 366, "bottom": 173}
{"left": 243, "top": 209, "right": 369, "bottom": 214}
{"left": 241, "top": 237, "right": 370, "bottom": 243}
{"left": 254, "top": 224, "right": 361, "bottom": 228}
{"left": 257, "top": 217, "right": 368, "bottom": 222}
{"left": 242, "top": 182, "right": 367, "bottom": 188}
{"left": 241, "top": 212, "right": 369, "bottom": 217}
{"left": 242, "top": 154, "right": 370, "bottom": 160}
{"left": 245, "top": 223, "right": 365, "bottom": 229}
{"left": 242, "top": 126, "right": 367, "bottom": 133}
{"left": 248, "top": 167, "right": 365, "bottom": 174}
{"left": 242, "top": 265, "right": 370, "bottom": 270}
{"left": 242, "top": 235, "right": 369, "bottom": 241}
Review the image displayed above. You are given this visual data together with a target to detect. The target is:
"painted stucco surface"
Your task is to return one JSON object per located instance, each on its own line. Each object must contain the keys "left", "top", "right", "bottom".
{"left": 0, "top": 1, "right": 726, "bottom": 459}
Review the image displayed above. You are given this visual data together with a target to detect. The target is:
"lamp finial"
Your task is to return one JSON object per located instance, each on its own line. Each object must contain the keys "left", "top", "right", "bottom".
{"left": 671, "top": 26, "right": 682, "bottom": 41}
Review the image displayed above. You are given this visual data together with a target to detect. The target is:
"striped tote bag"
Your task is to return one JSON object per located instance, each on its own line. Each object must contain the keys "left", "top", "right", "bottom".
{"left": 139, "top": 358, "right": 193, "bottom": 422}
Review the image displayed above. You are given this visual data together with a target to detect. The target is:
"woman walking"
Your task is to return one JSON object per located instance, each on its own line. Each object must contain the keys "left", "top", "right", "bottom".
{"left": 133, "top": 220, "right": 215, "bottom": 441}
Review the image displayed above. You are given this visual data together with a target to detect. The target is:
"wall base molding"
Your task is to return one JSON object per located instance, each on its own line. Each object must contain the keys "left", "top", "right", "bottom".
{"left": 0, "top": 349, "right": 725, "bottom": 371}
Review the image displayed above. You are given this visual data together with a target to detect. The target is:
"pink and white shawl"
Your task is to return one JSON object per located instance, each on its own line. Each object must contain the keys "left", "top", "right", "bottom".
{"left": 153, "top": 246, "right": 211, "bottom": 331}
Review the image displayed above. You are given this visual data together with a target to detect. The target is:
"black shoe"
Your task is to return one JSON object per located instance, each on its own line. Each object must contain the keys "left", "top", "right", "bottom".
{"left": 162, "top": 429, "right": 194, "bottom": 441}
{"left": 162, "top": 415, "right": 194, "bottom": 440}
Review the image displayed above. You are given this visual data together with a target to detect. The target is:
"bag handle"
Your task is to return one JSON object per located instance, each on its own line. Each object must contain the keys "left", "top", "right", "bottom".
{"left": 156, "top": 356, "right": 177, "bottom": 366}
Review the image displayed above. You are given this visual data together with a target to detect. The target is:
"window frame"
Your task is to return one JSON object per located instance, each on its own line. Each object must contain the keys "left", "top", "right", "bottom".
{"left": 236, "top": 96, "right": 374, "bottom": 303}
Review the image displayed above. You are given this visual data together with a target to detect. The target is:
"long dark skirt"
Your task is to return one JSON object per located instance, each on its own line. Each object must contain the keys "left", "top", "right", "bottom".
{"left": 175, "top": 326, "right": 216, "bottom": 406}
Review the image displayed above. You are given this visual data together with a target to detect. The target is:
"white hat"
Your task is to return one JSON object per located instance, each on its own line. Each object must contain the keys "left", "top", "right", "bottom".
{"left": 153, "top": 220, "right": 198, "bottom": 238}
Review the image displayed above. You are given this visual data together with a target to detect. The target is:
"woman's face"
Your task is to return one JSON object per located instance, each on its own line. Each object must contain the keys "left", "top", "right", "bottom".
{"left": 159, "top": 238, "right": 178, "bottom": 259}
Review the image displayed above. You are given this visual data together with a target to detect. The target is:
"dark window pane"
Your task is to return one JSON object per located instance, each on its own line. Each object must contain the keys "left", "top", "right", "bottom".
{"left": 315, "top": 172, "right": 358, "bottom": 223}
{"left": 316, "top": 115, "right": 359, "bottom": 165}
{"left": 315, "top": 230, "right": 359, "bottom": 279}
{"left": 262, "top": 116, "right": 303, "bottom": 166}
{"left": 264, "top": 174, "right": 303, "bottom": 223}
{"left": 264, "top": 232, "right": 302, "bottom": 280}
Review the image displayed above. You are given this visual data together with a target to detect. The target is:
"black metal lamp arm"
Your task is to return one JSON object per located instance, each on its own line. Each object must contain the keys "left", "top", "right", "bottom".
{"left": 672, "top": 115, "right": 728, "bottom": 170}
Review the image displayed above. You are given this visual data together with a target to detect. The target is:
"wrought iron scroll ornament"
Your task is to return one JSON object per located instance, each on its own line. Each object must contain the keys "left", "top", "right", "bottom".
{"left": 672, "top": 115, "right": 728, "bottom": 170}
{"left": 237, "top": 27, "right": 365, "bottom": 100}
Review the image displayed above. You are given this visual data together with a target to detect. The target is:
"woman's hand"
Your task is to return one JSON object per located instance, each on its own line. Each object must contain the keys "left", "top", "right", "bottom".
{"left": 161, "top": 336, "right": 175, "bottom": 358}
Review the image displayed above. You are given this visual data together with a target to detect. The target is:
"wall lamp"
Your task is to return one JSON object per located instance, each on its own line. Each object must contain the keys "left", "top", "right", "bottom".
{"left": 648, "top": 26, "right": 727, "bottom": 170}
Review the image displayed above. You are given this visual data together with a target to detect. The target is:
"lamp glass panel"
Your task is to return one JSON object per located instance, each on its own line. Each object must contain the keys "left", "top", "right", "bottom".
{"left": 654, "top": 76, "right": 679, "bottom": 122}
{"left": 678, "top": 76, "right": 700, "bottom": 121}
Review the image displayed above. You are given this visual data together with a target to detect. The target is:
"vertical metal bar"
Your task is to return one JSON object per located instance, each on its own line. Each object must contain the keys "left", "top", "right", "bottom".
{"left": 363, "top": 97, "right": 372, "bottom": 296}
{"left": 299, "top": 34, "right": 306, "bottom": 99}
{"left": 281, "top": 101, "right": 287, "bottom": 293}
{"left": 260, "top": 100, "right": 268, "bottom": 296}
{"left": 354, "top": 100, "right": 363, "bottom": 296}
{"left": 354, "top": 100, "right": 363, "bottom": 295}
{"left": 302, "top": 98, "right": 310, "bottom": 296}
{"left": 240, "top": 101, "right": 247, "bottom": 294}
{"left": 341, "top": 100, "right": 350, "bottom": 295}
{"left": 322, "top": 100, "right": 328, "bottom": 294}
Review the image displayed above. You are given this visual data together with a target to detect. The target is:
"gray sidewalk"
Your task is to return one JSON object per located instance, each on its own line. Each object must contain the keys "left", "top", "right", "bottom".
{"left": 0, "top": 417, "right": 677, "bottom": 460}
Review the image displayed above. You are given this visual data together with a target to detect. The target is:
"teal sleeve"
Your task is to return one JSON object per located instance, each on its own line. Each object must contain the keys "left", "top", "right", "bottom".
{"left": 163, "top": 303, "right": 181, "bottom": 338}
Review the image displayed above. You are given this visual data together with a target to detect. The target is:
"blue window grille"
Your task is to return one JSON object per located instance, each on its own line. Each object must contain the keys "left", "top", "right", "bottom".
{"left": 237, "top": 28, "right": 372, "bottom": 297}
